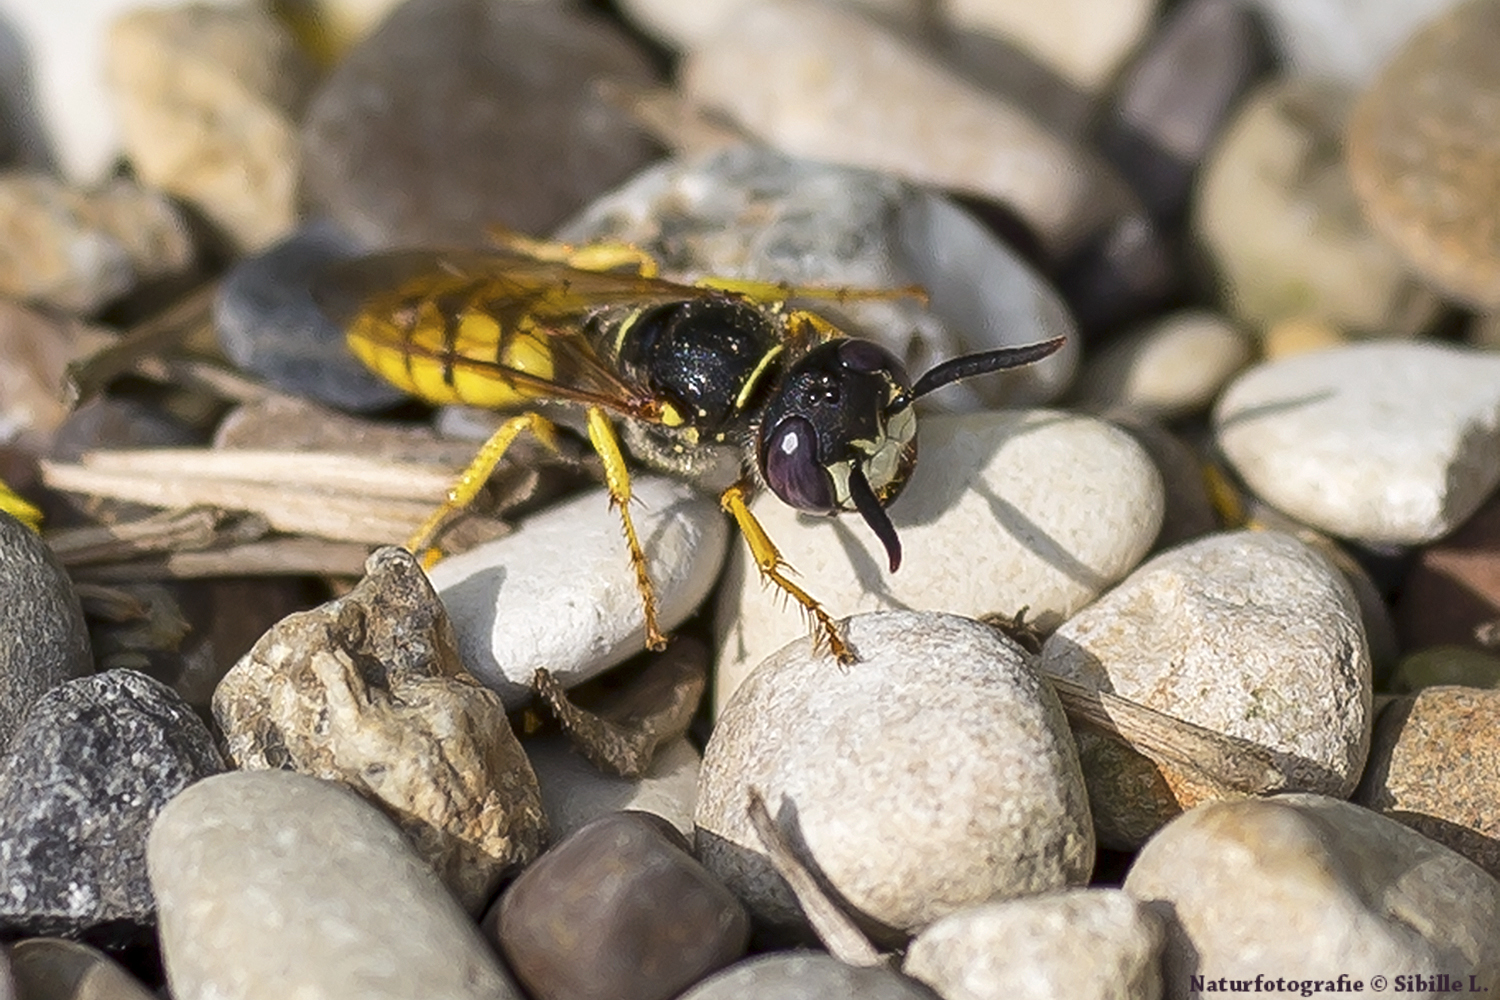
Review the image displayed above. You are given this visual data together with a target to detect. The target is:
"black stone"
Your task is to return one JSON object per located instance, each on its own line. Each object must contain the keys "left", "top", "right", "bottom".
{"left": 0, "top": 669, "right": 225, "bottom": 943}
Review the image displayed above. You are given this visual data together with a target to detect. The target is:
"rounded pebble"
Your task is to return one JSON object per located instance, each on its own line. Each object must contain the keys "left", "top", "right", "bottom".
{"left": 430, "top": 477, "right": 729, "bottom": 708}
{"left": 106, "top": 4, "right": 314, "bottom": 251}
{"left": 0, "top": 513, "right": 92, "bottom": 748}
{"left": 1073, "top": 310, "right": 1252, "bottom": 418}
{"left": 946, "top": 0, "right": 1158, "bottom": 91}
{"left": 1194, "top": 78, "right": 1440, "bottom": 336}
{"left": 697, "top": 611, "right": 1093, "bottom": 940}
{"left": 680, "top": 952, "right": 941, "bottom": 1000}
{"left": 714, "top": 409, "right": 1164, "bottom": 712}
{"left": 1356, "top": 686, "right": 1500, "bottom": 876}
{"left": 149, "top": 769, "right": 524, "bottom": 1000}
{"left": 526, "top": 733, "right": 699, "bottom": 841}
{"left": 1245, "top": 0, "right": 1467, "bottom": 85}
{"left": 557, "top": 145, "right": 1078, "bottom": 409}
{"left": 1260, "top": 316, "right": 1347, "bottom": 358}
{"left": 680, "top": 0, "right": 1133, "bottom": 257}
{"left": 10, "top": 938, "right": 153, "bottom": 1000}
{"left": 1125, "top": 794, "right": 1500, "bottom": 994}
{"left": 0, "top": 670, "right": 224, "bottom": 942}
{"left": 1213, "top": 341, "right": 1500, "bottom": 545}
{"left": 300, "top": 0, "right": 662, "bottom": 246}
{"left": 1041, "top": 530, "right": 1370, "bottom": 846}
{"left": 903, "top": 889, "right": 1164, "bottom": 1000}
{"left": 1393, "top": 646, "right": 1500, "bottom": 692}
{"left": 491, "top": 811, "right": 748, "bottom": 1000}
{"left": 214, "top": 220, "right": 406, "bottom": 413}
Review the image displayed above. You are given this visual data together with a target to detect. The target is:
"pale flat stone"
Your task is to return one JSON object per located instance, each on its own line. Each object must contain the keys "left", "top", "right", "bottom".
{"left": 1213, "top": 341, "right": 1500, "bottom": 544}
{"left": 431, "top": 477, "right": 728, "bottom": 708}
{"left": 697, "top": 611, "right": 1094, "bottom": 941}
{"left": 946, "top": 0, "right": 1161, "bottom": 90}
{"left": 1074, "top": 310, "right": 1252, "bottom": 419}
{"left": 1247, "top": 0, "right": 1467, "bottom": 86}
{"left": 714, "top": 409, "right": 1163, "bottom": 713}
{"left": 525, "top": 733, "right": 699, "bottom": 841}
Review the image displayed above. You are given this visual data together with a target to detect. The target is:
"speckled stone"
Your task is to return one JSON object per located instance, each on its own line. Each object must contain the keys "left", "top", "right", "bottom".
{"left": 300, "top": 0, "right": 662, "bottom": 247}
{"left": 1356, "top": 686, "right": 1500, "bottom": 876}
{"left": 1194, "top": 78, "right": 1440, "bottom": 336}
{"left": 680, "top": 952, "right": 941, "bottom": 1000}
{"left": 0, "top": 670, "right": 224, "bottom": 942}
{"left": 430, "top": 477, "right": 728, "bottom": 708}
{"left": 904, "top": 889, "right": 1164, "bottom": 1000}
{"left": 526, "top": 734, "right": 699, "bottom": 841}
{"left": 556, "top": 145, "right": 1078, "bottom": 409}
{"left": 1040, "top": 531, "right": 1371, "bottom": 848}
{"left": 1214, "top": 341, "right": 1500, "bottom": 545}
{"left": 214, "top": 547, "right": 544, "bottom": 912}
{"left": 714, "top": 409, "right": 1163, "bottom": 712}
{"left": 1347, "top": 0, "right": 1500, "bottom": 309}
{"left": 150, "top": 769, "right": 524, "bottom": 1000}
{"left": 1125, "top": 794, "right": 1500, "bottom": 997}
{"left": 680, "top": 0, "right": 1134, "bottom": 257}
{"left": 698, "top": 611, "right": 1093, "bottom": 941}
{"left": 0, "top": 512, "right": 92, "bottom": 748}
{"left": 1073, "top": 310, "right": 1252, "bottom": 419}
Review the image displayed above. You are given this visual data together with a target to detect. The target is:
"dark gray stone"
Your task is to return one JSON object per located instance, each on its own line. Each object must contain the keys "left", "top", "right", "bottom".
{"left": 300, "top": 0, "right": 662, "bottom": 247}
{"left": 488, "top": 811, "right": 748, "bottom": 1000}
{"left": 0, "top": 512, "right": 92, "bottom": 748}
{"left": 0, "top": 669, "right": 224, "bottom": 942}
{"left": 214, "top": 219, "right": 405, "bottom": 412}
{"left": 679, "top": 953, "right": 940, "bottom": 1000}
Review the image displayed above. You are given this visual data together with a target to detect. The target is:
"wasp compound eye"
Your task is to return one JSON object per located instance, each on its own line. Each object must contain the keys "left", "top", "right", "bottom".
{"left": 761, "top": 415, "right": 835, "bottom": 513}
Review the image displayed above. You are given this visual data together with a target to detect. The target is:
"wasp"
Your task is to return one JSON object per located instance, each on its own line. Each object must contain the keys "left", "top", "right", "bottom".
{"left": 315, "top": 235, "right": 1063, "bottom": 663}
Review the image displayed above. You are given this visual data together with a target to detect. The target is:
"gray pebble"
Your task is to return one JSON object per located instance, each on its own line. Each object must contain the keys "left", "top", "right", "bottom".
{"left": 1126, "top": 793, "right": 1500, "bottom": 997}
{"left": 300, "top": 0, "right": 661, "bottom": 246}
{"left": 149, "top": 769, "right": 523, "bottom": 1000}
{"left": 1214, "top": 341, "right": 1500, "bottom": 544}
{"left": 557, "top": 145, "right": 1078, "bottom": 409}
{"left": 714, "top": 409, "right": 1164, "bottom": 712}
{"left": 1246, "top": 0, "right": 1466, "bottom": 86}
{"left": 1074, "top": 310, "right": 1252, "bottom": 419}
{"left": 904, "top": 889, "right": 1164, "bottom": 1000}
{"left": 697, "top": 611, "right": 1093, "bottom": 940}
{"left": 1040, "top": 530, "right": 1370, "bottom": 847}
{"left": 526, "top": 733, "right": 699, "bottom": 841}
{"left": 430, "top": 477, "right": 728, "bottom": 708}
{"left": 680, "top": 952, "right": 940, "bottom": 1000}
{"left": 214, "top": 219, "right": 405, "bottom": 413}
{"left": 0, "top": 512, "right": 92, "bottom": 748}
{"left": 0, "top": 670, "right": 224, "bottom": 942}
{"left": 10, "top": 938, "right": 153, "bottom": 1000}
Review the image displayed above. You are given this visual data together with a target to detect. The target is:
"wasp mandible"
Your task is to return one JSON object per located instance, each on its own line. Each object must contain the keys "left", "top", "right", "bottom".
{"left": 315, "top": 234, "right": 1063, "bottom": 663}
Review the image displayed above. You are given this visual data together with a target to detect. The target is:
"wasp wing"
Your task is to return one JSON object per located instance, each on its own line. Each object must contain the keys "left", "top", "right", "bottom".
{"left": 313, "top": 249, "right": 719, "bottom": 421}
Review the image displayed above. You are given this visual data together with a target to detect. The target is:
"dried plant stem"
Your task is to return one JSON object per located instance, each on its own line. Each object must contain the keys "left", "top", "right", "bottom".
{"left": 47, "top": 506, "right": 263, "bottom": 565}
{"left": 68, "top": 538, "right": 373, "bottom": 581}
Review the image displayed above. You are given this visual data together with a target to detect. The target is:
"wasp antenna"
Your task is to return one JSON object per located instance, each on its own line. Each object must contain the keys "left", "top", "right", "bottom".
{"left": 910, "top": 336, "right": 1066, "bottom": 400}
{"left": 848, "top": 465, "right": 902, "bottom": 573}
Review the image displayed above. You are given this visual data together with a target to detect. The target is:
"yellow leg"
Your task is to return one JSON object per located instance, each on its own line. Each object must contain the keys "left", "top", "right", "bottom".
{"left": 483, "top": 228, "right": 661, "bottom": 277}
{"left": 0, "top": 479, "right": 42, "bottom": 533}
{"left": 586, "top": 406, "right": 667, "bottom": 651}
{"left": 409, "top": 412, "right": 560, "bottom": 564}
{"left": 720, "top": 482, "right": 852, "bottom": 664}
{"left": 693, "top": 276, "right": 927, "bottom": 307}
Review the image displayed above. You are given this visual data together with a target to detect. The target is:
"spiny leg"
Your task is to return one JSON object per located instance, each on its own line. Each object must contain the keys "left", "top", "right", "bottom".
{"left": 720, "top": 482, "right": 853, "bottom": 664}
{"left": 586, "top": 405, "right": 667, "bottom": 652}
{"left": 409, "top": 411, "right": 560, "bottom": 565}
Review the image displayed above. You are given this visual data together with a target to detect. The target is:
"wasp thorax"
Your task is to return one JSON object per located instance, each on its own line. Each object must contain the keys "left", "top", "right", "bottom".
{"left": 758, "top": 338, "right": 918, "bottom": 562}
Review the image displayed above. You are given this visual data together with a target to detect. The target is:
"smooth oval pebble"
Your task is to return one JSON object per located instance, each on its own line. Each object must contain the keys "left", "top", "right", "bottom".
{"left": 149, "top": 769, "right": 523, "bottom": 1000}
{"left": 1040, "top": 530, "right": 1370, "bottom": 847}
{"left": 1393, "top": 646, "right": 1500, "bottom": 691}
{"left": 1214, "top": 341, "right": 1500, "bottom": 544}
{"left": 680, "top": 952, "right": 940, "bottom": 1000}
{"left": 1125, "top": 793, "right": 1500, "bottom": 995}
{"left": 557, "top": 145, "right": 1078, "bottom": 409}
{"left": 1356, "top": 686, "right": 1500, "bottom": 876}
{"left": 680, "top": 0, "right": 1133, "bottom": 257}
{"left": 215, "top": 220, "right": 403, "bottom": 413}
{"left": 714, "top": 409, "right": 1164, "bottom": 712}
{"left": 300, "top": 0, "right": 661, "bottom": 246}
{"left": 0, "top": 513, "right": 92, "bottom": 748}
{"left": 0, "top": 670, "right": 223, "bottom": 942}
{"left": 1073, "top": 310, "right": 1252, "bottom": 418}
{"left": 430, "top": 476, "right": 728, "bottom": 708}
{"left": 10, "top": 938, "right": 153, "bottom": 1000}
{"left": 1246, "top": 0, "right": 1467, "bottom": 86}
{"left": 697, "top": 611, "right": 1093, "bottom": 940}
{"left": 903, "top": 889, "right": 1163, "bottom": 1000}
{"left": 526, "top": 733, "right": 699, "bottom": 841}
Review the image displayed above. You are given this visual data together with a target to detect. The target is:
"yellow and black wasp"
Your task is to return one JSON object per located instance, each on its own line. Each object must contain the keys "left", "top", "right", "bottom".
{"left": 315, "top": 235, "right": 1063, "bottom": 662}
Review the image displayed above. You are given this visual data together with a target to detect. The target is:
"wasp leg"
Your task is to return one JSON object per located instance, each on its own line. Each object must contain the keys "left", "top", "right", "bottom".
{"left": 482, "top": 229, "right": 661, "bottom": 278}
{"left": 719, "top": 482, "right": 853, "bottom": 664}
{"left": 0, "top": 479, "right": 42, "bottom": 532}
{"left": 409, "top": 412, "right": 561, "bottom": 565}
{"left": 692, "top": 276, "right": 928, "bottom": 306}
{"left": 585, "top": 405, "right": 668, "bottom": 652}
